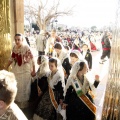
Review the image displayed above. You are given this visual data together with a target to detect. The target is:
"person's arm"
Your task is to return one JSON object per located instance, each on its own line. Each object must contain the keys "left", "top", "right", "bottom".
{"left": 89, "top": 53, "right": 92, "bottom": 70}
{"left": 5, "top": 46, "right": 15, "bottom": 70}
{"left": 85, "top": 75, "right": 100, "bottom": 93}
{"left": 64, "top": 85, "right": 73, "bottom": 103}
{"left": 26, "top": 45, "right": 36, "bottom": 76}
{"left": 31, "top": 59, "right": 36, "bottom": 77}
{"left": 5, "top": 60, "right": 13, "bottom": 70}
{"left": 32, "top": 64, "right": 35, "bottom": 73}
{"left": 62, "top": 85, "right": 73, "bottom": 109}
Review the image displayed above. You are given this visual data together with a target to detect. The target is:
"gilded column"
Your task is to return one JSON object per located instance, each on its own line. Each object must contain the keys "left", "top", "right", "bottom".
{"left": 0, "top": 0, "right": 24, "bottom": 70}
{"left": 101, "top": 0, "right": 120, "bottom": 119}
{"left": 0, "top": 0, "right": 11, "bottom": 70}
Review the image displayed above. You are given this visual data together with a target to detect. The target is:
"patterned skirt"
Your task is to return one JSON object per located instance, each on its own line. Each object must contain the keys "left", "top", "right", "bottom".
{"left": 34, "top": 90, "right": 56, "bottom": 120}
{"left": 34, "top": 90, "right": 63, "bottom": 120}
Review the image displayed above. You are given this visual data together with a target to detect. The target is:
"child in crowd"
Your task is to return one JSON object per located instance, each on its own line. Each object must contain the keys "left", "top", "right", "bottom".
{"left": 81, "top": 44, "right": 92, "bottom": 70}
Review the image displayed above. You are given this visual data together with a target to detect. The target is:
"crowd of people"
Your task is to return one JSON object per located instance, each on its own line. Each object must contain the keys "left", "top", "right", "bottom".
{"left": 0, "top": 29, "right": 112, "bottom": 120}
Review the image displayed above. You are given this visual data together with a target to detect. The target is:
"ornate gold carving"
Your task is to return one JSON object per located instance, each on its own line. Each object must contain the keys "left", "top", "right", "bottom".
{"left": 0, "top": 0, "right": 11, "bottom": 70}
{"left": 101, "top": 0, "right": 120, "bottom": 119}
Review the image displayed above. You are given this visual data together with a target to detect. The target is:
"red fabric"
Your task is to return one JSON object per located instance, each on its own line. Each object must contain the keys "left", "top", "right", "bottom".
{"left": 103, "top": 48, "right": 110, "bottom": 50}
{"left": 101, "top": 42, "right": 104, "bottom": 45}
{"left": 17, "top": 54, "right": 22, "bottom": 66}
{"left": 90, "top": 42, "right": 97, "bottom": 50}
{"left": 67, "top": 38, "right": 71, "bottom": 42}
{"left": 12, "top": 52, "right": 16, "bottom": 58}
{"left": 12, "top": 52, "right": 22, "bottom": 66}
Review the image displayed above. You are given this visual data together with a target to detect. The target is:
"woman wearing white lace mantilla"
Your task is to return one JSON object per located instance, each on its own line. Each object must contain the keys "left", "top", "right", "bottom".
{"left": 69, "top": 50, "right": 84, "bottom": 66}
{"left": 54, "top": 42, "right": 71, "bottom": 81}
{"left": 33, "top": 57, "right": 65, "bottom": 120}
{"left": 6, "top": 33, "right": 35, "bottom": 109}
{"left": 63, "top": 60, "right": 100, "bottom": 120}
{"left": 29, "top": 55, "right": 50, "bottom": 116}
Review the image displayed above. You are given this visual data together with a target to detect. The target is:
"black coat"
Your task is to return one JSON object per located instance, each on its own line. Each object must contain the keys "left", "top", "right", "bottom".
{"left": 29, "top": 76, "right": 48, "bottom": 116}
{"left": 64, "top": 76, "right": 99, "bottom": 120}
{"left": 101, "top": 36, "right": 111, "bottom": 49}
{"left": 35, "top": 73, "right": 64, "bottom": 120}
{"left": 81, "top": 51, "right": 92, "bottom": 69}
{"left": 65, "top": 87, "right": 95, "bottom": 120}
{"left": 29, "top": 76, "right": 48, "bottom": 102}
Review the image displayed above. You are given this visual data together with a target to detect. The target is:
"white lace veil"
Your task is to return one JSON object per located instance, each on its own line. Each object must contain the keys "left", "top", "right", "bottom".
{"left": 54, "top": 42, "right": 65, "bottom": 50}
{"left": 69, "top": 50, "right": 84, "bottom": 63}
{"left": 52, "top": 57, "right": 65, "bottom": 77}
{"left": 50, "top": 57, "right": 65, "bottom": 89}
{"left": 38, "top": 55, "right": 50, "bottom": 78}
{"left": 53, "top": 42, "right": 68, "bottom": 62}
{"left": 64, "top": 60, "right": 87, "bottom": 96}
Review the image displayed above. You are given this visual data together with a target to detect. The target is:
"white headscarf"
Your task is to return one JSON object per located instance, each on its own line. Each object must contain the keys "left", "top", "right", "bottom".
{"left": 64, "top": 60, "right": 88, "bottom": 96}
{"left": 69, "top": 50, "right": 84, "bottom": 62}
{"left": 48, "top": 57, "right": 65, "bottom": 89}
{"left": 37, "top": 55, "right": 50, "bottom": 78}
{"left": 53, "top": 42, "right": 68, "bottom": 64}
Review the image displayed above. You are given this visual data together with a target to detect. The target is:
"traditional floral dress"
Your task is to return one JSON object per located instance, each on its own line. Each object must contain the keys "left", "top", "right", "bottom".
{"left": 9, "top": 45, "right": 34, "bottom": 108}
